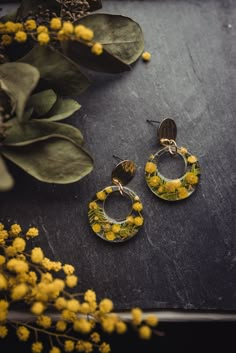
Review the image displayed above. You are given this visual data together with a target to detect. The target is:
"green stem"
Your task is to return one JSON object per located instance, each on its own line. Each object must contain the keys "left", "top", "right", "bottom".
{"left": 11, "top": 320, "right": 79, "bottom": 342}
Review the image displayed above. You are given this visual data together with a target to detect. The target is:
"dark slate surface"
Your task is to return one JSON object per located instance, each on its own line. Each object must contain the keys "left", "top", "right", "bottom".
{"left": 1, "top": 0, "right": 236, "bottom": 311}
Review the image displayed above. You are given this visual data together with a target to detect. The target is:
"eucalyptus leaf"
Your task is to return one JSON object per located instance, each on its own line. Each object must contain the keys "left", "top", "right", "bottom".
{"left": 2, "top": 137, "right": 93, "bottom": 184}
{"left": 44, "top": 97, "right": 81, "bottom": 121}
{"left": 16, "top": 0, "right": 60, "bottom": 19}
{"left": 78, "top": 14, "right": 144, "bottom": 65}
{"left": 4, "top": 119, "right": 84, "bottom": 146}
{"left": 64, "top": 13, "right": 144, "bottom": 73}
{"left": 19, "top": 45, "right": 90, "bottom": 96}
{"left": 22, "top": 107, "right": 34, "bottom": 121}
{"left": 27, "top": 89, "right": 57, "bottom": 118}
{"left": 64, "top": 41, "right": 130, "bottom": 74}
{"left": 0, "top": 155, "right": 14, "bottom": 191}
{"left": 0, "top": 89, "right": 14, "bottom": 116}
{"left": 0, "top": 63, "right": 40, "bottom": 122}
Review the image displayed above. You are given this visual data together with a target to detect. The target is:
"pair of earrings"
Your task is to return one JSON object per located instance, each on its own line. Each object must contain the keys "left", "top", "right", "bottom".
{"left": 88, "top": 118, "right": 201, "bottom": 243}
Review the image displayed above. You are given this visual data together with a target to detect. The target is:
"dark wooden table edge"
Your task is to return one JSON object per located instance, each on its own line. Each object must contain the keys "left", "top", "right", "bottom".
{"left": 8, "top": 310, "right": 236, "bottom": 322}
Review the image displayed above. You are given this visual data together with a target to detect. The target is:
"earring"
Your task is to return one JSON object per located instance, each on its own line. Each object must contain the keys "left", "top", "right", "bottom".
{"left": 145, "top": 118, "right": 200, "bottom": 201}
{"left": 88, "top": 156, "right": 144, "bottom": 242}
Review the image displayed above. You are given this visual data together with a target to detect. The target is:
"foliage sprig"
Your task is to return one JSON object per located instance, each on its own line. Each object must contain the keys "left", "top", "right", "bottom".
{"left": 0, "top": 222, "right": 160, "bottom": 352}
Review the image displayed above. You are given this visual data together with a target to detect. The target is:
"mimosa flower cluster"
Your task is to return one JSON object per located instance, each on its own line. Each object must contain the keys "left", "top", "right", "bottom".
{"left": 0, "top": 19, "right": 103, "bottom": 55}
{"left": 0, "top": 222, "right": 159, "bottom": 352}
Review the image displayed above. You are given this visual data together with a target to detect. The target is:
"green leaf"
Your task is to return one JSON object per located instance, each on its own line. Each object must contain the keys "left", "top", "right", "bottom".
{"left": 0, "top": 63, "right": 40, "bottom": 122}
{"left": 16, "top": 0, "right": 60, "bottom": 19}
{"left": 0, "top": 155, "right": 14, "bottom": 191}
{"left": 0, "top": 89, "right": 14, "bottom": 117}
{"left": 44, "top": 97, "right": 81, "bottom": 121}
{"left": 79, "top": 14, "right": 144, "bottom": 65}
{"left": 63, "top": 41, "right": 130, "bottom": 74}
{"left": 2, "top": 137, "right": 93, "bottom": 184}
{"left": 19, "top": 45, "right": 90, "bottom": 96}
{"left": 64, "top": 13, "right": 144, "bottom": 73}
{"left": 22, "top": 107, "right": 34, "bottom": 121}
{"left": 4, "top": 119, "right": 84, "bottom": 146}
{"left": 27, "top": 89, "right": 57, "bottom": 118}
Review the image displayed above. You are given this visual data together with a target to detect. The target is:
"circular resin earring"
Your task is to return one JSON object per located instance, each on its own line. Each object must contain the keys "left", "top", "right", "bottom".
{"left": 145, "top": 118, "right": 200, "bottom": 201}
{"left": 88, "top": 156, "right": 144, "bottom": 243}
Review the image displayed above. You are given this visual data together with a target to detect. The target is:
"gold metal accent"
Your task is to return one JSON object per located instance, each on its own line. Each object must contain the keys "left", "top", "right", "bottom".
{"left": 112, "top": 178, "right": 125, "bottom": 196}
{"left": 111, "top": 160, "right": 136, "bottom": 191}
{"left": 160, "top": 138, "right": 178, "bottom": 155}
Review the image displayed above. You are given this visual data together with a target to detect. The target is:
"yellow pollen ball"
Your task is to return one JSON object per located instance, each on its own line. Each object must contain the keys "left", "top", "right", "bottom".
{"left": 149, "top": 176, "right": 161, "bottom": 187}
{"left": 96, "top": 191, "right": 106, "bottom": 200}
{"left": 180, "top": 147, "right": 188, "bottom": 155}
{"left": 26, "top": 227, "right": 39, "bottom": 238}
{"left": 111, "top": 224, "right": 121, "bottom": 233}
{"left": 12, "top": 237, "right": 26, "bottom": 252}
{"left": 0, "top": 325, "right": 8, "bottom": 338}
{"left": 56, "top": 320, "right": 67, "bottom": 332}
{"left": 91, "top": 42, "right": 103, "bottom": 55}
{"left": 90, "top": 332, "right": 100, "bottom": 343}
{"left": 145, "top": 162, "right": 157, "bottom": 174}
{"left": 145, "top": 314, "right": 159, "bottom": 327}
{"left": 36, "top": 315, "right": 52, "bottom": 328}
{"left": 63, "top": 264, "right": 75, "bottom": 275}
{"left": 32, "top": 342, "right": 43, "bottom": 353}
{"left": 62, "top": 22, "right": 74, "bottom": 35}
{"left": 37, "top": 26, "right": 48, "bottom": 34}
{"left": 0, "top": 255, "right": 6, "bottom": 265}
{"left": 134, "top": 216, "right": 144, "bottom": 226}
{"left": 5, "top": 21, "right": 18, "bottom": 33}
{"left": 66, "top": 275, "right": 78, "bottom": 288}
{"left": 89, "top": 201, "right": 98, "bottom": 210}
{"left": 1, "top": 34, "right": 12, "bottom": 45}
{"left": 99, "top": 298, "right": 113, "bottom": 313}
{"left": 187, "top": 155, "right": 198, "bottom": 164}
{"left": 84, "top": 289, "right": 96, "bottom": 303}
{"left": 92, "top": 223, "right": 101, "bottom": 233}
{"left": 49, "top": 346, "right": 60, "bottom": 353}
{"left": 31, "top": 302, "right": 45, "bottom": 315}
{"left": 11, "top": 283, "right": 28, "bottom": 300}
{"left": 131, "top": 307, "right": 142, "bottom": 325}
{"left": 16, "top": 326, "right": 30, "bottom": 341}
{"left": 81, "top": 28, "right": 94, "bottom": 41}
{"left": 178, "top": 187, "right": 189, "bottom": 199}
{"left": 24, "top": 19, "right": 37, "bottom": 31}
{"left": 142, "top": 51, "right": 151, "bottom": 62}
{"left": 126, "top": 216, "right": 134, "bottom": 224}
{"left": 132, "top": 202, "right": 143, "bottom": 212}
{"left": 185, "top": 172, "right": 198, "bottom": 185}
{"left": 37, "top": 32, "right": 50, "bottom": 45}
{"left": 99, "top": 342, "right": 111, "bottom": 353}
{"left": 31, "top": 247, "right": 44, "bottom": 263}
{"left": 139, "top": 325, "right": 152, "bottom": 339}
{"left": 10, "top": 223, "right": 21, "bottom": 236}
{"left": 116, "top": 321, "right": 127, "bottom": 334}
{"left": 0, "top": 274, "right": 7, "bottom": 290}
{"left": 105, "top": 231, "right": 116, "bottom": 241}
{"left": 50, "top": 18, "right": 62, "bottom": 30}
{"left": 64, "top": 340, "right": 74, "bottom": 352}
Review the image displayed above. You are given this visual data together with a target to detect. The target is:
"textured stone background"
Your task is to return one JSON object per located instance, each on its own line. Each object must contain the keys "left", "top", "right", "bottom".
{"left": 1, "top": 0, "right": 236, "bottom": 310}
